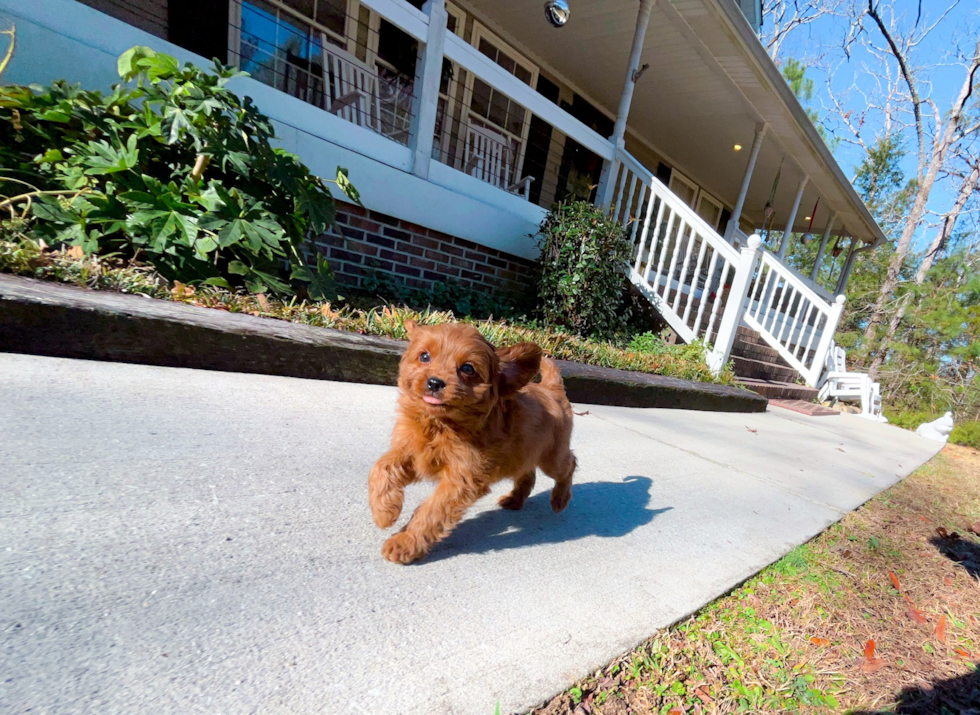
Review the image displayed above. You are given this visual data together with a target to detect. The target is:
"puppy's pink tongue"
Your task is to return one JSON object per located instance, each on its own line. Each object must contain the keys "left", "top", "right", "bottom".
{"left": 423, "top": 395, "right": 445, "bottom": 405}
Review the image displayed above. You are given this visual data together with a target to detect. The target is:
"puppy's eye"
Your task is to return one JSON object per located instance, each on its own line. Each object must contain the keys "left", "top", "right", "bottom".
{"left": 460, "top": 363, "right": 475, "bottom": 376}
{"left": 419, "top": 351, "right": 431, "bottom": 363}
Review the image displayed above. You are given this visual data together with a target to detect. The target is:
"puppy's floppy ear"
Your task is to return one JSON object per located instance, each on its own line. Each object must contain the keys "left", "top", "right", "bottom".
{"left": 496, "top": 342, "right": 542, "bottom": 397}
{"left": 404, "top": 319, "right": 418, "bottom": 339}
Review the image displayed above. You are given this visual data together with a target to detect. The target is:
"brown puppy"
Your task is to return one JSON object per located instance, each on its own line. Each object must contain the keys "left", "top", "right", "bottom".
{"left": 368, "top": 320, "right": 576, "bottom": 564}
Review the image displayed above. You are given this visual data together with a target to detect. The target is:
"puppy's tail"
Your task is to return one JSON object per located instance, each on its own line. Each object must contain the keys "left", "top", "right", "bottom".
{"left": 539, "top": 356, "right": 564, "bottom": 389}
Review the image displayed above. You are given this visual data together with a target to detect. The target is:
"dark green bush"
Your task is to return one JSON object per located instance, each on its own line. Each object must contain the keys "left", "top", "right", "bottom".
{"left": 0, "top": 46, "right": 358, "bottom": 297}
{"left": 360, "top": 268, "right": 525, "bottom": 320}
{"left": 887, "top": 410, "right": 938, "bottom": 431}
{"left": 536, "top": 200, "right": 632, "bottom": 338}
{"left": 950, "top": 421, "right": 980, "bottom": 449}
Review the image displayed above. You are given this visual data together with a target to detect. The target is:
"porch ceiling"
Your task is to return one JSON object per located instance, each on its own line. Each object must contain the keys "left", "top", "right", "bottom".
{"left": 461, "top": 0, "right": 885, "bottom": 245}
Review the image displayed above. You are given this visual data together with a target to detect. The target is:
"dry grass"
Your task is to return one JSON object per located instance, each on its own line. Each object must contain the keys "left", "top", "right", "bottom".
{"left": 529, "top": 445, "right": 980, "bottom": 714}
{"left": 0, "top": 236, "right": 736, "bottom": 385}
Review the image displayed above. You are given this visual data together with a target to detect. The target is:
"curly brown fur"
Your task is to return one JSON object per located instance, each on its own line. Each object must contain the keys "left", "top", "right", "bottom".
{"left": 368, "top": 320, "right": 576, "bottom": 564}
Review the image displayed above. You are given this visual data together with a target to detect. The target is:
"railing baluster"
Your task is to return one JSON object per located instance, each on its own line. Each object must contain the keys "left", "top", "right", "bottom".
{"left": 704, "top": 261, "right": 732, "bottom": 344}
{"left": 614, "top": 166, "right": 629, "bottom": 222}
{"left": 753, "top": 258, "right": 774, "bottom": 321}
{"left": 775, "top": 286, "right": 796, "bottom": 345}
{"left": 652, "top": 209, "right": 677, "bottom": 297}
{"left": 644, "top": 193, "right": 668, "bottom": 278}
{"left": 663, "top": 219, "right": 687, "bottom": 306}
{"left": 633, "top": 189, "right": 656, "bottom": 274}
{"left": 693, "top": 248, "right": 720, "bottom": 333}
{"left": 802, "top": 309, "right": 823, "bottom": 371}
{"left": 786, "top": 294, "right": 806, "bottom": 354}
{"left": 672, "top": 226, "right": 698, "bottom": 314}
{"left": 683, "top": 231, "right": 709, "bottom": 325}
{"left": 795, "top": 303, "right": 815, "bottom": 359}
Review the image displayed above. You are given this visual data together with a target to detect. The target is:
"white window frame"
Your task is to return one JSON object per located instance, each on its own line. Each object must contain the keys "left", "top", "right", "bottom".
{"left": 457, "top": 20, "right": 539, "bottom": 181}
{"left": 695, "top": 190, "right": 724, "bottom": 231}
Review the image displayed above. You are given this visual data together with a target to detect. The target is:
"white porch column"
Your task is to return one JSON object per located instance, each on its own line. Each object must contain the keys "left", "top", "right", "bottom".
{"left": 408, "top": 0, "right": 448, "bottom": 180}
{"left": 597, "top": 0, "right": 656, "bottom": 208}
{"left": 725, "top": 122, "right": 767, "bottom": 241}
{"left": 834, "top": 236, "right": 859, "bottom": 295}
{"left": 777, "top": 175, "right": 808, "bottom": 259}
{"left": 809, "top": 211, "right": 837, "bottom": 281}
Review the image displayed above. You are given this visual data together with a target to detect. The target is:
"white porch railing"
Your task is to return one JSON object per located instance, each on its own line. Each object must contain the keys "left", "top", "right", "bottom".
{"left": 606, "top": 148, "right": 845, "bottom": 386}
{"left": 743, "top": 252, "right": 846, "bottom": 386}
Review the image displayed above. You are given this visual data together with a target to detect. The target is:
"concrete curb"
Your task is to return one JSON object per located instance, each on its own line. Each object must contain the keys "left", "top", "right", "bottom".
{"left": 0, "top": 275, "right": 767, "bottom": 412}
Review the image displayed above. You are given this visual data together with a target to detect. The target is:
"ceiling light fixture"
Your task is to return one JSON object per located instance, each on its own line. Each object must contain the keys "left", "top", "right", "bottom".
{"left": 733, "top": 144, "right": 742, "bottom": 151}
{"left": 544, "top": 0, "right": 570, "bottom": 27}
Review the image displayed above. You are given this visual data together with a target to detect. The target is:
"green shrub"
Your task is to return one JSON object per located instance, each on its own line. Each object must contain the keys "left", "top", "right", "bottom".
{"left": 360, "top": 268, "right": 525, "bottom": 320}
{"left": 887, "top": 410, "right": 938, "bottom": 431}
{"left": 536, "top": 200, "right": 632, "bottom": 338}
{"left": 0, "top": 46, "right": 358, "bottom": 297}
{"left": 950, "top": 421, "right": 980, "bottom": 450}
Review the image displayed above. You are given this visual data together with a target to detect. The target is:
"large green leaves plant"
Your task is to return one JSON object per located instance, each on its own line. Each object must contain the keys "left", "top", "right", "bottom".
{"left": 536, "top": 201, "right": 633, "bottom": 338}
{"left": 0, "top": 46, "right": 358, "bottom": 297}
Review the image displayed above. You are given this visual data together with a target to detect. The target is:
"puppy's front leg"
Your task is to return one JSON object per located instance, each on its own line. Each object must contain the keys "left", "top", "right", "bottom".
{"left": 368, "top": 451, "right": 416, "bottom": 529}
{"left": 382, "top": 476, "right": 488, "bottom": 564}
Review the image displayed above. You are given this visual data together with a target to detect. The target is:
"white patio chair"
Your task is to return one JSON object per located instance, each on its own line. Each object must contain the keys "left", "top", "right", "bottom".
{"left": 323, "top": 43, "right": 381, "bottom": 134}
{"left": 462, "top": 121, "right": 534, "bottom": 200}
{"left": 817, "top": 343, "right": 885, "bottom": 422}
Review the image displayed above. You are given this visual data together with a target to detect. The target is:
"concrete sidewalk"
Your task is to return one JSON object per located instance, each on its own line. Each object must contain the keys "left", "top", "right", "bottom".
{"left": 0, "top": 354, "right": 941, "bottom": 714}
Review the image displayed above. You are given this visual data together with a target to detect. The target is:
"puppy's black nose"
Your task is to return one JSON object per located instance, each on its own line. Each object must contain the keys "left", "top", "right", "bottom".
{"left": 426, "top": 376, "right": 446, "bottom": 392}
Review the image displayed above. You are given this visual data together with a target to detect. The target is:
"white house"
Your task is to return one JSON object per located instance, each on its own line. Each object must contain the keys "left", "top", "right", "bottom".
{"left": 1, "top": 0, "right": 885, "bottom": 399}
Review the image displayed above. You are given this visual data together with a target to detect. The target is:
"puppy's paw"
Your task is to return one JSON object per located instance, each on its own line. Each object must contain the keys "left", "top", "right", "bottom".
{"left": 371, "top": 504, "right": 400, "bottom": 529}
{"left": 550, "top": 483, "right": 571, "bottom": 513}
{"left": 497, "top": 492, "right": 526, "bottom": 511}
{"left": 382, "top": 532, "right": 427, "bottom": 564}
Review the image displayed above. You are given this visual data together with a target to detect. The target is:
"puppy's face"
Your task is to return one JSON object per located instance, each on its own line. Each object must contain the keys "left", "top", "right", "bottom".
{"left": 398, "top": 321, "right": 541, "bottom": 418}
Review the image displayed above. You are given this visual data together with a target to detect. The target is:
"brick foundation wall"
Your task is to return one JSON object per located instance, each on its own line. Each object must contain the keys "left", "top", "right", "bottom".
{"left": 310, "top": 204, "right": 538, "bottom": 299}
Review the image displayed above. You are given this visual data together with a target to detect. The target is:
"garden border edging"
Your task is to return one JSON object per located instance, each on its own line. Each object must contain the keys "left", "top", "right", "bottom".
{"left": 0, "top": 275, "right": 767, "bottom": 413}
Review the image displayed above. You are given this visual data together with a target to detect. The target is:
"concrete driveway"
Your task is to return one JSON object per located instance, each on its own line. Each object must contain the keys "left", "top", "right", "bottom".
{"left": 0, "top": 353, "right": 941, "bottom": 714}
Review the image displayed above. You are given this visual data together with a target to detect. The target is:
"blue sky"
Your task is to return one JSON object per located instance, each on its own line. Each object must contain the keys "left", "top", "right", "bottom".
{"left": 771, "top": 0, "right": 980, "bottom": 249}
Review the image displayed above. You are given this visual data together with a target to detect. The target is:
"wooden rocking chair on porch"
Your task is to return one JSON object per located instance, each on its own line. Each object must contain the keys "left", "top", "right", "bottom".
{"left": 462, "top": 121, "right": 534, "bottom": 200}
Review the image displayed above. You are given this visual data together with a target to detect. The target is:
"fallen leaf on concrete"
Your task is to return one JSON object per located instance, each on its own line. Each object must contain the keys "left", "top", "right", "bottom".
{"left": 746, "top": 427, "right": 758, "bottom": 434}
{"left": 574, "top": 410, "right": 590, "bottom": 417}
{"left": 837, "top": 447, "right": 846, "bottom": 452}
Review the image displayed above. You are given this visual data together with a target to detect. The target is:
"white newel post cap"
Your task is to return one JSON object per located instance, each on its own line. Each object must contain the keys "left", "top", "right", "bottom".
{"left": 747, "top": 234, "right": 762, "bottom": 249}
{"left": 834, "top": 294, "right": 846, "bottom": 306}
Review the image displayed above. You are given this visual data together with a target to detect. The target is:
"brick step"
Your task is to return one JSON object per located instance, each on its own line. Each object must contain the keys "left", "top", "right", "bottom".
{"left": 731, "top": 355, "right": 800, "bottom": 383}
{"left": 731, "top": 340, "right": 782, "bottom": 363}
{"left": 737, "top": 378, "right": 819, "bottom": 402}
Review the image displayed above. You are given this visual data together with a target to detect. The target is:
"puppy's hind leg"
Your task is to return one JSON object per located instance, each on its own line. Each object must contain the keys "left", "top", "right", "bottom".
{"left": 498, "top": 470, "right": 536, "bottom": 511}
{"left": 541, "top": 449, "right": 576, "bottom": 513}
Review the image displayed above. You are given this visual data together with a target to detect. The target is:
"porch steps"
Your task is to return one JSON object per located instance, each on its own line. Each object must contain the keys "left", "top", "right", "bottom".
{"left": 731, "top": 327, "right": 819, "bottom": 402}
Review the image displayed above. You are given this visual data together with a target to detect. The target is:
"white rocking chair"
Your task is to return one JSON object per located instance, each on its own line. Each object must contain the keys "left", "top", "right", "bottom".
{"left": 817, "top": 343, "right": 886, "bottom": 422}
{"left": 323, "top": 43, "right": 382, "bottom": 134}
{"left": 462, "top": 121, "right": 534, "bottom": 200}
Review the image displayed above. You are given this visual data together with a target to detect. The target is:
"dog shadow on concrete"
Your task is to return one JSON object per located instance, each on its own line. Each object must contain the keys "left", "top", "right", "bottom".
{"left": 427, "top": 475, "right": 669, "bottom": 562}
